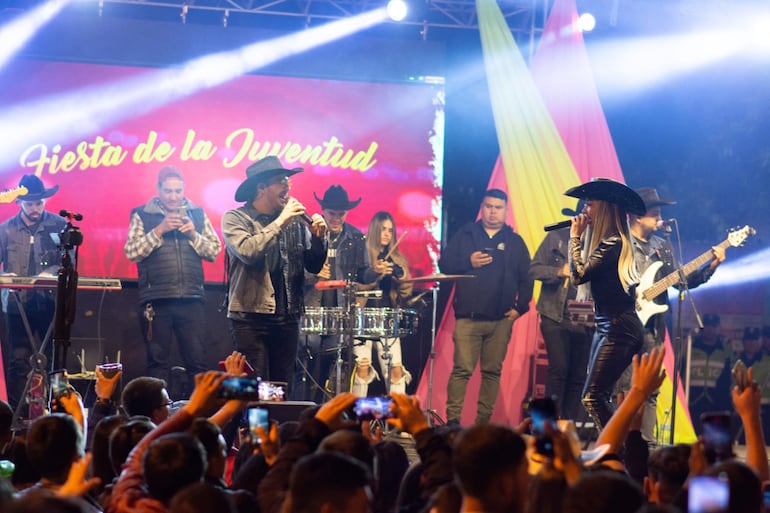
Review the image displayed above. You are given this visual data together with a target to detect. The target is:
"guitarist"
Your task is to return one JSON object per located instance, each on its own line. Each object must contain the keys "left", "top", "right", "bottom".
{"left": 615, "top": 187, "right": 725, "bottom": 443}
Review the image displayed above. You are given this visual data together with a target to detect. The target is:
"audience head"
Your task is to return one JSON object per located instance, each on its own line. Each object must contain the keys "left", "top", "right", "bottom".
{"left": 109, "top": 416, "right": 155, "bottom": 475}
{"left": 91, "top": 414, "right": 127, "bottom": 487}
{"left": 525, "top": 466, "right": 568, "bottom": 513}
{"left": 453, "top": 424, "right": 528, "bottom": 513}
{"left": 372, "top": 441, "right": 409, "bottom": 513}
{"left": 188, "top": 418, "right": 227, "bottom": 480}
{"left": 8, "top": 490, "right": 88, "bottom": 513}
{"left": 26, "top": 414, "right": 84, "bottom": 484}
{"left": 168, "top": 482, "right": 234, "bottom": 513}
{"left": 6, "top": 437, "right": 39, "bottom": 490}
{"left": 645, "top": 444, "right": 691, "bottom": 505}
{"left": 142, "top": 433, "right": 206, "bottom": 504}
{"left": 121, "top": 377, "right": 172, "bottom": 424}
{"left": 317, "top": 429, "right": 375, "bottom": 475}
{"left": 563, "top": 470, "right": 645, "bottom": 513}
{"left": 703, "top": 460, "right": 762, "bottom": 513}
{"left": 287, "top": 452, "right": 372, "bottom": 513}
{"left": 428, "top": 481, "right": 462, "bottom": 513}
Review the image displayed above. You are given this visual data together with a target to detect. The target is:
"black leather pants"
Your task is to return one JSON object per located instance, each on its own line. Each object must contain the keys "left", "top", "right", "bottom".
{"left": 581, "top": 311, "right": 644, "bottom": 431}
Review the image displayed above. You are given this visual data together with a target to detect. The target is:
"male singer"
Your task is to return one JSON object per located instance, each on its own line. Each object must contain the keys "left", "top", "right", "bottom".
{"left": 0, "top": 175, "right": 66, "bottom": 408}
{"left": 124, "top": 166, "right": 221, "bottom": 393}
{"left": 222, "top": 156, "right": 327, "bottom": 392}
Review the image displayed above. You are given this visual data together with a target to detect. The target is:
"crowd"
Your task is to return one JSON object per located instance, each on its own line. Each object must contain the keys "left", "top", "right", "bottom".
{"left": 0, "top": 344, "right": 768, "bottom": 513}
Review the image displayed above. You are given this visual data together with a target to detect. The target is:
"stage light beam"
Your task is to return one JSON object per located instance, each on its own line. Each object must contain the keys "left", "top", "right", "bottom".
{"left": 0, "top": 0, "right": 70, "bottom": 71}
{"left": 0, "top": 8, "right": 391, "bottom": 172}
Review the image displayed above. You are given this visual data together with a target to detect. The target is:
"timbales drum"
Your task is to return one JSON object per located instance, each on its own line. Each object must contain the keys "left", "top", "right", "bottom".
{"left": 352, "top": 307, "right": 418, "bottom": 338}
{"left": 300, "top": 307, "right": 345, "bottom": 335}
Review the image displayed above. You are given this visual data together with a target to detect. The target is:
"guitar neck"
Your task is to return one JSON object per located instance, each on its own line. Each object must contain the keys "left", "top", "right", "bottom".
{"left": 643, "top": 239, "right": 728, "bottom": 300}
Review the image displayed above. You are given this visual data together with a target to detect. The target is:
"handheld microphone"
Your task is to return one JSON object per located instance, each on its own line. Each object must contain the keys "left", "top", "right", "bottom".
{"left": 59, "top": 210, "right": 83, "bottom": 221}
{"left": 543, "top": 220, "right": 572, "bottom": 232}
{"left": 656, "top": 218, "right": 676, "bottom": 229}
{"left": 300, "top": 213, "right": 314, "bottom": 225}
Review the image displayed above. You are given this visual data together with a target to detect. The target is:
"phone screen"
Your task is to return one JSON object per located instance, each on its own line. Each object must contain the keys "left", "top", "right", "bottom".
{"left": 688, "top": 476, "right": 729, "bottom": 513}
{"left": 258, "top": 381, "right": 287, "bottom": 402}
{"left": 529, "top": 398, "right": 557, "bottom": 457}
{"left": 353, "top": 397, "right": 394, "bottom": 421}
{"left": 49, "top": 370, "right": 69, "bottom": 399}
{"left": 701, "top": 412, "right": 733, "bottom": 463}
{"left": 219, "top": 377, "right": 260, "bottom": 400}
{"left": 246, "top": 407, "right": 269, "bottom": 444}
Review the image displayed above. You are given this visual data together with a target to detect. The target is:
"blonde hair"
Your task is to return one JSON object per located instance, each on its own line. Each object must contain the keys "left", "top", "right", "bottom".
{"left": 585, "top": 200, "right": 638, "bottom": 293}
{"left": 366, "top": 211, "right": 402, "bottom": 263}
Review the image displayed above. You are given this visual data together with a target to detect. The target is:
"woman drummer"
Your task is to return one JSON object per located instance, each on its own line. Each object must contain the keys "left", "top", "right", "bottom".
{"left": 352, "top": 211, "right": 413, "bottom": 396}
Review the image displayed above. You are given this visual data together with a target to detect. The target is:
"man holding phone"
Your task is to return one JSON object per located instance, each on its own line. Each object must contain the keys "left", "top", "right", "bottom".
{"left": 125, "top": 166, "right": 222, "bottom": 393}
{"left": 439, "top": 189, "right": 533, "bottom": 425}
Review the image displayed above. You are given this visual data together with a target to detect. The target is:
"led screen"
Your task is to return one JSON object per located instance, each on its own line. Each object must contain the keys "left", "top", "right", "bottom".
{"left": 0, "top": 58, "right": 444, "bottom": 282}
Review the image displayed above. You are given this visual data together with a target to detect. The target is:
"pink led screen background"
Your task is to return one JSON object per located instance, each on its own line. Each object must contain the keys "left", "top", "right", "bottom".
{"left": 0, "top": 59, "right": 444, "bottom": 282}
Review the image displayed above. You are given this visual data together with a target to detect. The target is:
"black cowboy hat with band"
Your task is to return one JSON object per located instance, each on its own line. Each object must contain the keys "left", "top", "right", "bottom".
{"left": 17, "top": 174, "right": 59, "bottom": 201}
{"left": 564, "top": 178, "right": 646, "bottom": 216}
{"left": 234, "top": 156, "right": 303, "bottom": 202}
{"left": 314, "top": 185, "right": 361, "bottom": 211}
{"left": 634, "top": 187, "right": 676, "bottom": 211}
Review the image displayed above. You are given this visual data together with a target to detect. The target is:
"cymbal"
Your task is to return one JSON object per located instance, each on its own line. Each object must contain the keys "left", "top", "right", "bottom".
{"left": 401, "top": 273, "right": 476, "bottom": 284}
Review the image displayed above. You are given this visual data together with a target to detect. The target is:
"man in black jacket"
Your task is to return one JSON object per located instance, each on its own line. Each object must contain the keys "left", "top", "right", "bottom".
{"left": 439, "top": 189, "right": 533, "bottom": 424}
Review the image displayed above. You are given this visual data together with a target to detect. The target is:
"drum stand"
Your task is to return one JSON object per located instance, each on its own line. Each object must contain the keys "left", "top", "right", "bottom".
{"left": 333, "top": 280, "right": 359, "bottom": 395}
{"left": 425, "top": 285, "right": 444, "bottom": 425}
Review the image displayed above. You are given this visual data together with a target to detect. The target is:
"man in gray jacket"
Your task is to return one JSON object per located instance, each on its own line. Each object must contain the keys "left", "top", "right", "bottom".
{"left": 528, "top": 200, "right": 591, "bottom": 420}
{"left": 222, "top": 156, "right": 327, "bottom": 394}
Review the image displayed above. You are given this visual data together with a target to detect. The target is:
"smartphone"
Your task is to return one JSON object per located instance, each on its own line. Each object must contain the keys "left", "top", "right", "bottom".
{"left": 481, "top": 247, "right": 496, "bottom": 255}
{"left": 762, "top": 481, "right": 770, "bottom": 513}
{"left": 219, "top": 376, "right": 260, "bottom": 400}
{"left": 246, "top": 407, "right": 269, "bottom": 444}
{"left": 218, "top": 359, "right": 255, "bottom": 375}
{"left": 688, "top": 476, "right": 729, "bottom": 513}
{"left": 353, "top": 397, "right": 395, "bottom": 421}
{"left": 732, "top": 359, "right": 748, "bottom": 392}
{"left": 49, "top": 369, "right": 71, "bottom": 400}
{"left": 701, "top": 412, "right": 733, "bottom": 464}
{"left": 258, "top": 381, "right": 287, "bottom": 402}
{"left": 529, "top": 397, "right": 557, "bottom": 457}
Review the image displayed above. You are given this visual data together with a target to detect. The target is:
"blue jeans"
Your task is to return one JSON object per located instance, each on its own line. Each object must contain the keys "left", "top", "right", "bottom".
{"left": 446, "top": 317, "right": 514, "bottom": 423}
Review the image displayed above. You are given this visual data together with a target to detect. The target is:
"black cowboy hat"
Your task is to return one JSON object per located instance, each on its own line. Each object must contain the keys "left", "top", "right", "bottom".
{"left": 634, "top": 187, "right": 676, "bottom": 211}
{"left": 314, "top": 185, "right": 361, "bottom": 211}
{"left": 564, "top": 178, "right": 646, "bottom": 216}
{"left": 17, "top": 175, "right": 59, "bottom": 201}
{"left": 234, "top": 156, "right": 303, "bottom": 202}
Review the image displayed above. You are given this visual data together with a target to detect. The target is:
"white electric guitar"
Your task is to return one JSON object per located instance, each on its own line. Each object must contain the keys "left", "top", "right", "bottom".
{"left": 635, "top": 225, "right": 755, "bottom": 324}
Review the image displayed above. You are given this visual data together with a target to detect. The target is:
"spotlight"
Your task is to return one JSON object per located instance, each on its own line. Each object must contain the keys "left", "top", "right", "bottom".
{"left": 577, "top": 12, "right": 595, "bottom": 32}
{"left": 223, "top": 9, "right": 229, "bottom": 28}
{"left": 386, "top": 0, "right": 407, "bottom": 22}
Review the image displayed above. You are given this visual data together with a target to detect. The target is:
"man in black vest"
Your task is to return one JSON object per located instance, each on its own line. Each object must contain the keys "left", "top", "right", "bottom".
{"left": 124, "top": 166, "right": 221, "bottom": 392}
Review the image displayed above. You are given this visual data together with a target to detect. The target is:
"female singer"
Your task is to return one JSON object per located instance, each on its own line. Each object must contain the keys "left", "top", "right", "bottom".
{"left": 352, "top": 211, "right": 413, "bottom": 396}
{"left": 566, "top": 179, "right": 647, "bottom": 430}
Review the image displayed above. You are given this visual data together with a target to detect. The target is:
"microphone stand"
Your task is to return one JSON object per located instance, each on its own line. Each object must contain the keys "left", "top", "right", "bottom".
{"left": 666, "top": 220, "right": 703, "bottom": 445}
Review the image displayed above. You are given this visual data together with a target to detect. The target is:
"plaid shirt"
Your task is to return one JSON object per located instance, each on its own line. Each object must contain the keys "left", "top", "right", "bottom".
{"left": 124, "top": 198, "right": 221, "bottom": 263}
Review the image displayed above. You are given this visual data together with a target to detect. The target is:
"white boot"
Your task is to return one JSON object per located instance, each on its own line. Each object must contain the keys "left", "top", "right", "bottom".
{"left": 352, "top": 365, "right": 378, "bottom": 397}
{"left": 389, "top": 368, "right": 412, "bottom": 394}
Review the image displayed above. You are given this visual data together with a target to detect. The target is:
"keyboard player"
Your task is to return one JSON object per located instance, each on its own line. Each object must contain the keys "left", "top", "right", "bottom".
{"left": 0, "top": 175, "right": 66, "bottom": 408}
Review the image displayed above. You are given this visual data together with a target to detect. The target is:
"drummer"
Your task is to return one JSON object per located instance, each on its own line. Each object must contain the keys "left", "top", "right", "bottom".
{"left": 301, "top": 185, "right": 380, "bottom": 398}
{"left": 353, "top": 211, "right": 413, "bottom": 396}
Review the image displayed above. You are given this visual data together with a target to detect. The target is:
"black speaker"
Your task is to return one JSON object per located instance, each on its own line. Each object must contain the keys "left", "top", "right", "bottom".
{"left": 248, "top": 401, "right": 317, "bottom": 423}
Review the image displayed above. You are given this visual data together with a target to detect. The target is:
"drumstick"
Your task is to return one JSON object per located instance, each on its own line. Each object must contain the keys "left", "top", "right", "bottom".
{"left": 381, "top": 231, "right": 407, "bottom": 262}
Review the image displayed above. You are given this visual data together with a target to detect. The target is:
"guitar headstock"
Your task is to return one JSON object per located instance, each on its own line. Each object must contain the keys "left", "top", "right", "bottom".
{"left": 0, "top": 186, "right": 28, "bottom": 204}
{"left": 728, "top": 225, "right": 756, "bottom": 247}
